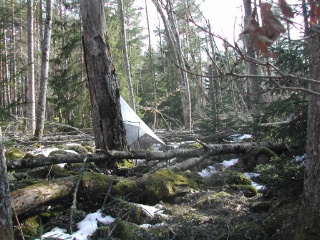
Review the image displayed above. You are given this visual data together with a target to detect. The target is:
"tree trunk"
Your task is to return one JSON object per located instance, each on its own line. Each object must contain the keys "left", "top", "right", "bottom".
{"left": 243, "top": 0, "right": 261, "bottom": 124}
{"left": 6, "top": 142, "right": 286, "bottom": 170}
{"left": 27, "top": 0, "right": 36, "bottom": 133}
{"left": 80, "top": 0, "right": 127, "bottom": 156}
{"left": 296, "top": 13, "right": 320, "bottom": 239}
{"left": 0, "top": 137, "right": 14, "bottom": 239}
{"left": 151, "top": 0, "right": 192, "bottom": 130}
{"left": 35, "top": 0, "right": 52, "bottom": 140}
{"left": 118, "top": 0, "right": 135, "bottom": 112}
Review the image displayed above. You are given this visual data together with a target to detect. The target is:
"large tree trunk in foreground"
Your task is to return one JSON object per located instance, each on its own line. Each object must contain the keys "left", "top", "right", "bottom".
{"left": 80, "top": 0, "right": 127, "bottom": 152}
{"left": 296, "top": 21, "right": 320, "bottom": 239}
{"left": 6, "top": 142, "right": 286, "bottom": 170}
{"left": 0, "top": 138, "right": 14, "bottom": 239}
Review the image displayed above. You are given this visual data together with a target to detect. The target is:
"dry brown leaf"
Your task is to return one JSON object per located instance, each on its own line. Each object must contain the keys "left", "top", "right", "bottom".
{"left": 279, "top": 0, "right": 294, "bottom": 18}
{"left": 261, "top": 3, "right": 286, "bottom": 42}
{"left": 240, "top": 8, "right": 272, "bottom": 57}
{"left": 308, "top": 0, "right": 318, "bottom": 25}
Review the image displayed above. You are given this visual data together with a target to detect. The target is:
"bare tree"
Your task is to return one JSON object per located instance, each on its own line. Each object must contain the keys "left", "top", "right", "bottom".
{"left": 151, "top": 0, "right": 192, "bottom": 130}
{"left": 27, "top": 0, "right": 36, "bottom": 133}
{"left": 35, "top": 0, "right": 52, "bottom": 140}
{"left": 118, "top": 0, "right": 135, "bottom": 112}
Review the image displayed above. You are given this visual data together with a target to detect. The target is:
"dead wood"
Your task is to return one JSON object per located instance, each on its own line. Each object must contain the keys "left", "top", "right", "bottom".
{"left": 7, "top": 142, "right": 287, "bottom": 171}
{"left": 10, "top": 172, "right": 113, "bottom": 216}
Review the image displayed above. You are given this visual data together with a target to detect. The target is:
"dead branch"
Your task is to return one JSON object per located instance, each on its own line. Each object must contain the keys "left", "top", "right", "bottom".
{"left": 7, "top": 142, "right": 287, "bottom": 170}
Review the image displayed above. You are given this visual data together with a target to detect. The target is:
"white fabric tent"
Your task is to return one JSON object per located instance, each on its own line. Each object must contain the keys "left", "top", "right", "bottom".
{"left": 120, "top": 96, "right": 165, "bottom": 147}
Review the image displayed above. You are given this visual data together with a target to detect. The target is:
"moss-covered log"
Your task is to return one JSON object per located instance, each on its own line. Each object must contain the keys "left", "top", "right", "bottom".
{"left": 10, "top": 170, "right": 201, "bottom": 216}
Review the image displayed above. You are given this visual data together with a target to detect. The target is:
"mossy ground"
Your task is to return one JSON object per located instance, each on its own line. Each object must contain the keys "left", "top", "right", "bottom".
{"left": 9, "top": 143, "right": 304, "bottom": 240}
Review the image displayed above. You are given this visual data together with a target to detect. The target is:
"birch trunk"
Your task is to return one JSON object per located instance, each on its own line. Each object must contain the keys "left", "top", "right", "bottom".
{"left": 151, "top": 0, "right": 192, "bottom": 130}
{"left": 27, "top": 0, "right": 36, "bottom": 133}
{"left": 118, "top": 0, "right": 135, "bottom": 112}
{"left": 35, "top": 0, "right": 52, "bottom": 140}
{"left": 243, "top": 0, "right": 261, "bottom": 124}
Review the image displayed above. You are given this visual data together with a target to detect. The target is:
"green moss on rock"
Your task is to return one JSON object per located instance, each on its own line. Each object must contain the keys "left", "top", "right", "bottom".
{"left": 145, "top": 169, "right": 195, "bottom": 201}
{"left": 210, "top": 170, "right": 252, "bottom": 187}
{"left": 237, "top": 147, "right": 278, "bottom": 171}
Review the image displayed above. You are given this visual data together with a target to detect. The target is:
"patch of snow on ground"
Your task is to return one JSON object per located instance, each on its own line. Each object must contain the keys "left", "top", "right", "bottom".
{"left": 134, "top": 203, "right": 166, "bottom": 218}
{"left": 198, "top": 166, "right": 217, "bottom": 179}
{"left": 244, "top": 172, "right": 266, "bottom": 191}
{"left": 64, "top": 149, "right": 79, "bottom": 154}
{"left": 239, "top": 134, "right": 252, "bottom": 140}
{"left": 28, "top": 147, "right": 59, "bottom": 157}
{"left": 39, "top": 209, "right": 115, "bottom": 240}
{"left": 221, "top": 159, "right": 238, "bottom": 168}
{"left": 65, "top": 143, "right": 82, "bottom": 146}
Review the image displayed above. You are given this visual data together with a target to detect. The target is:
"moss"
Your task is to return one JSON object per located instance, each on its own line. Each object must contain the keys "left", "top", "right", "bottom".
{"left": 237, "top": 146, "right": 278, "bottom": 171}
{"left": 48, "top": 149, "right": 68, "bottom": 156}
{"left": 195, "top": 191, "right": 232, "bottom": 209}
{"left": 111, "top": 220, "right": 144, "bottom": 240}
{"left": 115, "top": 159, "right": 134, "bottom": 168}
{"left": 21, "top": 216, "right": 39, "bottom": 237}
{"left": 210, "top": 170, "right": 252, "bottom": 187}
{"left": 145, "top": 169, "right": 195, "bottom": 201}
{"left": 229, "top": 184, "right": 258, "bottom": 197}
{"left": 63, "top": 144, "right": 88, "bottom": 154}
{"left": 5, "top": 148, "right": 24, "bottom": 160}
{"left": 113, "top": 178, "right": 143, "bottom": 202}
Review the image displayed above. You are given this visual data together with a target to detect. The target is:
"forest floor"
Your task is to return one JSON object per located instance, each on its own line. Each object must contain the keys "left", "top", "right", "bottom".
{"left": 5, "top": 130, "right": 305, "bottom": 240}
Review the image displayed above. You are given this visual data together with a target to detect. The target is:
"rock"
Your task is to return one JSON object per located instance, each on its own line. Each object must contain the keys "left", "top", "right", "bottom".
{"left": 237, "top": 147, "right": 278, "bottom": 171}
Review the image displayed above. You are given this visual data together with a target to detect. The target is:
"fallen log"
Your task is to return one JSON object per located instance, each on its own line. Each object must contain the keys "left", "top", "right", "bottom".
{"left": 10, "top": 172, "right": 117, "bottom": 216}
{"left": 10, "top": 169, "right": 197, "bottom": 216}
{"left": 6, "top": 142, "right": 287, "bottom": 170}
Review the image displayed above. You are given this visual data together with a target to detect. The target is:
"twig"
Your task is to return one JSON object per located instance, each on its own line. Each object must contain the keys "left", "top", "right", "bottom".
{"left": 12, "top": 207, "right": 25, "bottom": 240}
{"left": 69, "top": 157, "right": 87, "bottom": 233}
{"left": 101, "top": 179, "right": 114, "bottom": 212}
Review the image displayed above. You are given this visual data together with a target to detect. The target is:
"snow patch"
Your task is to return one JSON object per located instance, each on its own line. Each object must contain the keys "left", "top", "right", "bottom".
{"left": 221, "top": 158, "right": 238, "bottom": 168}
{"left": 39, "top": 209, "right": 115, "bottom": 240}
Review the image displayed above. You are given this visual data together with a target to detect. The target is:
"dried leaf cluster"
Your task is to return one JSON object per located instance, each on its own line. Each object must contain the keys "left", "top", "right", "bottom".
{"left": 241, "top": 1, "right": 294, "bottom": 57}
{"left": 308, "top": 0, "right": 320, "bottom": 26}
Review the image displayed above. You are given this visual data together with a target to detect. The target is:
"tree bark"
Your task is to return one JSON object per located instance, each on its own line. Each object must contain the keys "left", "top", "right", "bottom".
{"left": 27, "top": 0, "right": 36, "bottom": 133}
{"left": 6, "top": 142, "right": 286, "bottom": 170}
{"left": 80, "top": 0, "right": 127, "bottom": 154}
{"left": 296, "top": 8, "right": 320, "bottom": 238}
{"left": 0, "top": 137, "right": 14, "bottom": 239}
{"left": 242, "top": 0, "right": 261, "bottom": 124}
{"left": 35, "top": 0, "right": 52, "bottom": 140}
